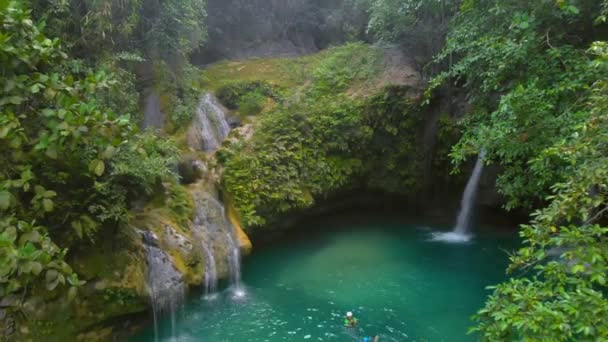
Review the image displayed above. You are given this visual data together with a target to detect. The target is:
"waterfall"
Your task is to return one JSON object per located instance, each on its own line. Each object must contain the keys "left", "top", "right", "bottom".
{"left": 454, "top": 150, "right": 486, "bottom": 235}
{"left": 225, "top": 230, "right": 244, "bottom": 298}
{"left": 143, "top": 92, "right": 164, "bottom": 130}
{"left": 193, "top": 197, "right": 220, "bottom": 296}
{"left": 188, "top": 93, "right": 231, "bottom": 152}
{"left": 141, "top": 231, "right": 185, "bottom": 341}
{"left": 431, "top": 150, "right": 486, "bottom": 243}
{"left": 201, "top": 239, "right": 218, "bottom": 296}
{"left": 192, "top": 192, "right": 244, "bottom": 297}
{"left": 207, "top": 196, "right": 244, "bottom": 297}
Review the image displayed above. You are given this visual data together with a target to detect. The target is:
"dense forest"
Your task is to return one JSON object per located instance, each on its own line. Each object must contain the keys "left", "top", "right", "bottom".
{"left": 1, "top": 0, "right": 607, "bottom": 340}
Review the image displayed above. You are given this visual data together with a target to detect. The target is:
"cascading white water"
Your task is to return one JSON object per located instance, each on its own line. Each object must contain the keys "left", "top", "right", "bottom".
{"left": 187, "top": 93, "right": 231, "bottom": 152}
{"left": 206, "top": 196, "right": 244, "bottom": 297}
{"left": 432, "top": 150, "right": 486, "bottom": 243}
{"left": 141, "top": 231, "right": 185, "bottom": 341}
{"left": 191, "top": 192, "right": 244, "bottom": 298}
{"left": 225, "top": 230, "right": 244, "bottom": 298}
{"left": 201, "top": 239, "right": 218, "bottom": 296}
{"left": 454, "top": 150, "right": 486, "bottom": 235}
{"left": 192, "top": 195, "right": 220, "bottom": 297}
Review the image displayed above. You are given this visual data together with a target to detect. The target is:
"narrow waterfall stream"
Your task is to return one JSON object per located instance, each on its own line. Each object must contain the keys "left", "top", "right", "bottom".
{"left": 187, "top": 91, "right": 241, "bottom": 296}
{"left": 207, "top": 196, "right": 244, "bottom": 296}
{"left": 191, "top": 192, "right": 244, "bottom": 296}
{"left": 187, "top": 93, "right": 232, "bottom": 151}
{"left": 225, "top": 228, "right": 244, "bottom": 297}
{"left": 142, "top": 91, "right": 163, "bottom": 130}
{"left": 191, "top": 185, "right": 220, "bottom": 298}
{"left": 432, "top": 150, "right": 486, "bottom": 243}
{"left": 141, "top": 231, "right": 186, "bottom": 341}
{"left": 454, "top": 150, "right": 487, "bottom": 235}
{"left": 140, "top": 90, "right": 238, "bottom": 341}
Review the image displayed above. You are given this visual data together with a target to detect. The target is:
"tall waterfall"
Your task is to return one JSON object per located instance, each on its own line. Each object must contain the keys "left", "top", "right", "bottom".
{"left": 193, "top": 196, "right": 220, "bottom": 296}
{"left": 432, "top": 150, "right": 486, "bottom": 243}
{"left": 201, "top": 240, "right": 218, "bottom": 295}
{"left": 142, "top": 92, "right": 164, "bottom": 130}
{"left": 453, "top": 150, "right": 486, "bottom": 235}
{"left": 225, "top": 229, "right": 244, "bottom": 298}
{"left": 187, "top": 93, "right": 231, "bottom": 152}
{"left": 192, "top": 192, "right": 243, "bottom": 297}
{"left": 141, "top": 231, "right": 185, "bottom": 341}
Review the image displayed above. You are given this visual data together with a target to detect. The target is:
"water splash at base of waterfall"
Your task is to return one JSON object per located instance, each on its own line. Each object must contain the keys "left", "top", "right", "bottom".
{"left": 431, "top": 150, "right": 486, "bottom": 243}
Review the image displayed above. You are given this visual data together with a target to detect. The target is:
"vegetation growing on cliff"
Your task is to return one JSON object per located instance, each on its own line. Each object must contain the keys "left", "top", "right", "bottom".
{"left": 364, "top": 0, "right": 608, "bottom": 339}
{"left": 2, "top": 0, "right": 608, "bottom": 340}
{"left": 0, "top": 0, "right": 194, "bottom": 329}
{"left": 218, "top": 44, "right": 429, "bottom": 227}
{"left": 217, "top": 0, "right": 608, "bottom": 340}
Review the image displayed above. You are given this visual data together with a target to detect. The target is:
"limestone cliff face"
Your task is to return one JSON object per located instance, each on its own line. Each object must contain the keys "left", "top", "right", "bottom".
{"left": 192, "top": 0, "right": 369, "bottom": 64}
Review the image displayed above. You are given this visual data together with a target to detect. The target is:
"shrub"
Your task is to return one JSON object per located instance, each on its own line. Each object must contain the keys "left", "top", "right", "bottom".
{"left": 216, "top": 81, "right": 276, "bottom": 110}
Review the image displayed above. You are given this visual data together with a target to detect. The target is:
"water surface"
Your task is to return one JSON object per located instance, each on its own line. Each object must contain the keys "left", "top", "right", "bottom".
{"left": 133, "top": 217, "right": 517, "bottom": 341}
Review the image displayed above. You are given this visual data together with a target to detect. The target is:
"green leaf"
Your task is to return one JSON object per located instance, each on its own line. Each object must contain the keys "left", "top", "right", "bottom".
{"left": 67, "top": 286, "right": 77, "bottom": 301}
{"left": 45, "top": 146, "right": 58, "bottom": 159}
{"left": 0, "top": 124, "right": 11, "bottom": 138}
{"left": 45, "top": 269, "right": 58, "bottom": 283}
{"left": 566, "top": 5, "right": 580, "bottom": 15}
{"left": 89, "top": 159, "right": 105, "bottom": 177}
{"left": 571, "top": 264, "right": 586, "bottom": 274}
{"left": 102, "top": 146, "right": 116, "bottom": 159}
{"left": 31, "top": 262, "right": 42, "bottom": 276}
{"left": 43, "top": 190, "right": 56, "bottom": 198}
{"left": 0, "top": 191, "right": 11, "bottom": 210}
{"left": 42, "top": 198, "right": 54, "bottom": 212}
{"left": 19, "top": 231, "right": 41, "bottom": 244}
{"left": 71, "top": 220, "right": 83, "bottom": 239}
{"left": 34, "top": 185, "right": 45, "bottom": 195}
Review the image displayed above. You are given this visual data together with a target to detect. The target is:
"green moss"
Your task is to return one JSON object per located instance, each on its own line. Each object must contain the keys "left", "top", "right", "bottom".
{"left": 102, "top": 288, "right": 140, "bottom": 307}
{"left": 3, "top": 223, "right": 149, "bottom": 341}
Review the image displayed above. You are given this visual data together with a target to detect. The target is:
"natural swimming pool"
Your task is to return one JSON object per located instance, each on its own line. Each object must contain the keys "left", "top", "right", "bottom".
{"left": 133, "top": 215, "right": 517, "bottom": 341}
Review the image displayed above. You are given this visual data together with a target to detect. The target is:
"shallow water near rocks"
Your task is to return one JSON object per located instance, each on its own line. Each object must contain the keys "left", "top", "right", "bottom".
{"left": 132, "top": 216, "right": 517, "bottom": 341}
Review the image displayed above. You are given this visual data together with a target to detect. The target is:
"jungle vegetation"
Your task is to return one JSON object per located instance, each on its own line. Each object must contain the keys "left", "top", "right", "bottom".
{"left": 1, "top": 0, "right": 607, "bottom": 340}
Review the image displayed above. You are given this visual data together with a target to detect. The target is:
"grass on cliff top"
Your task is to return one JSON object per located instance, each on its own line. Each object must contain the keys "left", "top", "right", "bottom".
{"left": 201, "top": 53, "right": 327, "bottom": 92}
{"left": 201, "top": 43, "right": 389, "bottom": 94}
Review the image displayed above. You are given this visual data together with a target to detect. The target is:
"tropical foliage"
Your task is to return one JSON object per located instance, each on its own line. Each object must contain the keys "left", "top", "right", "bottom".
{"left": 0, "top": 0, "right": 178, "bottom": 310}
{"left": 219, "top": 44, "right": 430, "bottom": 228}
{"left": 220, "top": 44, "right": 379, "bottom": 227}
{"left": 420, "top": 0, "right": 608, "bottom": 339}
{"left": 367, "top": 0, "right": 460, "bottom": 67}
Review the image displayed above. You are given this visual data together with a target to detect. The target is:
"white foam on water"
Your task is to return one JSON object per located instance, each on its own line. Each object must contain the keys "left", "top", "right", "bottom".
{"left": 429, "top": 231, "right": 473, "bottom": 243}
{"left": 233, "top": 288, "right": 247, "bottom": 299}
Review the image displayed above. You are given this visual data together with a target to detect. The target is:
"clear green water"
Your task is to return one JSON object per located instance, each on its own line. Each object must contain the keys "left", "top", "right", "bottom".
{"left": 133, "top": 217, "right": 517, "bottom": 342}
